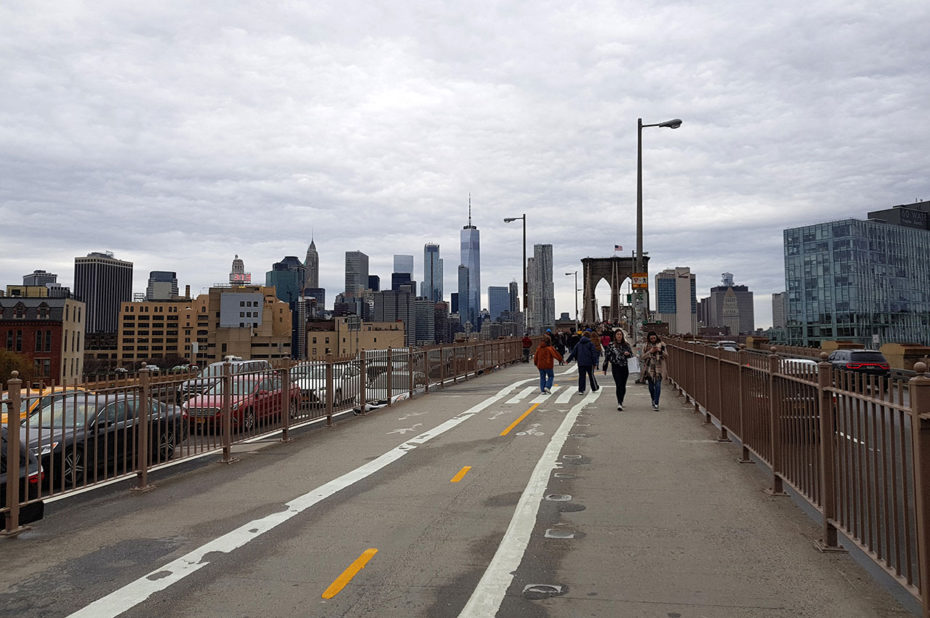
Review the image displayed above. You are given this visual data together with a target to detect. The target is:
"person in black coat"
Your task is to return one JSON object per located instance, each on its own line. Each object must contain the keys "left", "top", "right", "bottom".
{"left": 566, "top": 330, "right": 599, "bottom": 394}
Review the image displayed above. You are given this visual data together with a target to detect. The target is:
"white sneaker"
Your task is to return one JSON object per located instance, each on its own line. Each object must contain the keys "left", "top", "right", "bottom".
{"left": 577, "top": 391, "right": 585, "bottom": 395}
{"left": 652, "top": 403, "right": 659, "bottom": 411}
{"left": 544, "top": 388, "right": 551, "bottom": 394}
{"left": 617, "top": 404, "right": 623, "bottom": 411}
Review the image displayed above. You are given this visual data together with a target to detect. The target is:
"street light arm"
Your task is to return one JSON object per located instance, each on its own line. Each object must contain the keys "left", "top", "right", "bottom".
{"left": 641, "top": 118, "right": 683, "bottom": 129}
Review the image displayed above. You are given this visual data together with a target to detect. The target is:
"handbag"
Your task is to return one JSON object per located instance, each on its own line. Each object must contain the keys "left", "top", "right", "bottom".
{"left": 628, "top": 357, "right": 641, "bottom": 374}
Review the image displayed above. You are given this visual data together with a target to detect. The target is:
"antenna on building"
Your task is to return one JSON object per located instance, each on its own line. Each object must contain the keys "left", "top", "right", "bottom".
{"left": 468, "top": 193, "right": 472, "bottom": 227}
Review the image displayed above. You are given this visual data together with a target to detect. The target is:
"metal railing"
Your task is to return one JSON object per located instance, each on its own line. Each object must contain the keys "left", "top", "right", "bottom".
{"left": 665, "top": 340, "right": 930, "bottom": 617}
{"left": 2, "top": 337, "right": 526, "bottom": 536}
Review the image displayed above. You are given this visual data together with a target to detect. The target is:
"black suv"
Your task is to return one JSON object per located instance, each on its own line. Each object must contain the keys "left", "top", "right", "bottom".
{"left": 827, "top": 349, "right": 890, "bottom": 378}
{"left": 1, "top": 426, "right": 45, "bottom": 526}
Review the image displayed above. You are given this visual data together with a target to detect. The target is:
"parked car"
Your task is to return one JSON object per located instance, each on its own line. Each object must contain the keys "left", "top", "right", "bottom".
{"left": 366, "top": 370, "right": 428, "bottom": 405}
{"left": 176, "top": 359, "right": 271, "bottom": 404}
{"left": 23, "top": 394, "right": 185, "bottom": 489}
{"left": 182, "top": 373, "right": 299, "bottom": 431}
{"left": 1, "top": 386, "right": 89, "bottom": 424}
{"left": 1, "top": 426, "right": 45, "bottom": 525}
{"left": 827, "top": 349, "right": 890, "bottom": 378}
{"left": 290, "top": 361, "right": 361, "bottom": 407}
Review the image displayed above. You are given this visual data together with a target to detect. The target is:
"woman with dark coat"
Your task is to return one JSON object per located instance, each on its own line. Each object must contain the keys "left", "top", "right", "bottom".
{"left": 602, "top": 329, "right": 633, "bottom": 410}
{"left": 567, "top": 330, "right": 599, "bottom": 394}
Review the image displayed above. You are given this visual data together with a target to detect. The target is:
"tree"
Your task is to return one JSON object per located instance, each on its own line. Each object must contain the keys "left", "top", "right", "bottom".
{"left": 0, "top": 349, "right": 33, "bottom": 385}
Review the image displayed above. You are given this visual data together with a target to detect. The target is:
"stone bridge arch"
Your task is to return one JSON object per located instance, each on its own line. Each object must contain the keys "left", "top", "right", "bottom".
{"left": 581, "top": 256, "right": 648, "bottom": 324}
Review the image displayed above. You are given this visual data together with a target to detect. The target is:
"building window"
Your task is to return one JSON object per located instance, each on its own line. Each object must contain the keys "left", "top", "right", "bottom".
{"left": 15, "top": 330, "right": 22, "bottom": 352}
{"left": 35, "top": 331, "right": 43, "bottom": 352}
{"left": 14, "top": 303, "right": 26, "bottom": 319}
{"left": 45, "top": 330, "right": 52, "bottom": 352}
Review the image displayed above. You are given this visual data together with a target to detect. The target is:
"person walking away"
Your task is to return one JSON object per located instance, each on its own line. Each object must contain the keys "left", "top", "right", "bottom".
{"left": 567, "top": 330, "right": 599, "bottom": 394}
{"left": 552, "top": 331, "right": 566, "bottom": 357}
{"left": 589, "top": 331, "right": 602, "bottom": 391}
{"left": 533, "top": 335, "right": 563, "bottom": 394}
{"left": 521, "top": 333, "right": 532, "bottom": 363}
{"left": 602, "top": 329, "right": 633, "bottom": 410}
{"left": 642, "top": 331, "right": 667, "bottom": 410}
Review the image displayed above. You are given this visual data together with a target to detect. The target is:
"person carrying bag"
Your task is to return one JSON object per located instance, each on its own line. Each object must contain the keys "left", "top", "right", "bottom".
{"left": 602, "top": 330, "right": 633, "bottom": 410}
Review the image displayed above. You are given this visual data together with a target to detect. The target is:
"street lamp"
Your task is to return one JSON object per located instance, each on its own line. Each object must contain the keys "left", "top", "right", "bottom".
{"left": 635, "top": 117, "right": 682, "bottom": 343}
{"left": 564, "top": 271, "right": 578, "bottom": 332}
{"left": 503, "top": 214, "right": 527, "bottom": 332}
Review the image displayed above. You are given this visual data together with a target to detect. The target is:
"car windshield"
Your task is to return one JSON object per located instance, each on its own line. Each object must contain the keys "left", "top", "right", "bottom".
{"left": 850, "top": 352, "right": 887, "bottom": 363}
{"left": 28, "top": 400, "right": 102, "bottom": 429}
{"left": 199, "top": 364, "right": 225, "bottom": 378}
{"left": 206, "top": 379, "right": 258, "bottom": 396}
{"left": 291, "top": 365, "right": 325, "bottom": 379}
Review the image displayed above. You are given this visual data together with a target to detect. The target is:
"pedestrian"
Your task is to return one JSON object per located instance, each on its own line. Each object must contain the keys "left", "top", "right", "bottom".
{"left": 521, "top": 333, "right": 532, "bottom": 363}
{"left": 567, "top": 329, "right": 599, "bottom": 394}
{"left": 641, "top": 331, "right": 667, "bottom": 410}
{"left": 602, "top": 329, "right": 633, "bottom": 410}
{"left": 590, "top": 330, "right": 603, "bottom": 370}
{"left": 533, "top": 335, "right": 563, "bottom": 394}
{"left": 552, "top": 330, "right": 566, "bottom": 357}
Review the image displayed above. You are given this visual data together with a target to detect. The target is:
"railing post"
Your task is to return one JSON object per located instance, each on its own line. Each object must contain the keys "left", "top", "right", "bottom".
{"left": 2, "top": 372, "right": 25, "bottom": 537}
{"left": 439, "top": 345, "right": 445, "bottom": 388}
{"left": 815, "top": 353, "right": 844, "bottom": 551}
{"left": 220, "top": 361, "right": 237, "bottom": 464}
{"left": 424, "top": 348, "right": 430, "bottom": 394}
{"left": 386, "top": 348, "right": 393, "bottom": 406}
{"left": 736, "top": 347, "right": 752, "bottom": 463}
{"left": 280, "top": 366, "right": 291, "bottom": 442}
{"left": 716, "top": 349, "right": 730, "bottom": 440}
{"left": 408, "top": 346, "right": 414, "bottom": 399}
{"left": 359, "top": 352, "right": 367, "bottom": 414}
{"left": 132, "top": 368, "right": 155, "bottom": 493}
{"left": 907, "top": 362, "right": 930, "bottom": 616}
{"left": 325, "top": 355, "right": 334, "bottom": 425}
{"left": 766, "top": 348, "right": 786, "bottom": 495}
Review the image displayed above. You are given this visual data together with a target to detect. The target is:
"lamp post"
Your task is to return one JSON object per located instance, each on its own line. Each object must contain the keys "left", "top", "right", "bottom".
{"left": 635, "top": 117, "right": 682, "bottom": 344}
{"left": 503, "top": 214, "right": 527, "bottom": 332}
{"left": 564, "top": 271, "right": 578, "bottom": 332}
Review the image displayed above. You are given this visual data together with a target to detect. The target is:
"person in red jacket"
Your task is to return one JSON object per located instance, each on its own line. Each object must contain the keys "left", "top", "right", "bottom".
{"left": 533, "top": 335, "right": 563, "bottom": 394}
{"left": 521, "top": 334, "right": 533, "bottom": 363}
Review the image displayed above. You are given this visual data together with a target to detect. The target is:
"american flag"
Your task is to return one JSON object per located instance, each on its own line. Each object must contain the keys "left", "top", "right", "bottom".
{"left": 614, "top": 244, "right": 623, "bottom": 251}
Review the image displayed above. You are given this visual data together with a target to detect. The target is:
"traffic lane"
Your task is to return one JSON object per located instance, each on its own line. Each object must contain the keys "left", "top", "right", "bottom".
{"left": 0, "top": 367, "right": 532, "bottom": 617}
{"left": 119, "top": 376, "right": 585, "bottom": 616}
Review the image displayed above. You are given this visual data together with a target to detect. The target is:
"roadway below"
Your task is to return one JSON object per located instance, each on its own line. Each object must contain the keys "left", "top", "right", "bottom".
{"left": 0, "top": 363, "right": 913, "bottom": 617}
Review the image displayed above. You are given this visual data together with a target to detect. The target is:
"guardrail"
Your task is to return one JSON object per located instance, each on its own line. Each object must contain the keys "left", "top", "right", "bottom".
{"left": 665, "top": 340, "right": 930, "bottom": 617}
{"left": 2, "top": 338, "right": 527, "bottom": 537}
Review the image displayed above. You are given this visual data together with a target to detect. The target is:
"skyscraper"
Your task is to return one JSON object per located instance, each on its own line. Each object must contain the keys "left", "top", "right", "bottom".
{"left": 344, "top": 251, "right": 369, "bottom": 298}
{"left": 655, "top": 267, "right": 697, "bottom": 335}
{"left": 304, "top": 239, "right": 319, "bottom": 289}
{"left": 457, "top": 265, "right": 471, "bottom": 329}
{"left": 74, "top": 251, "right": 133, "bottom": 334}
{"left": 229, "top": 255, "right": 251, "bottom": 285}
{"left": 146, "top": 271, "right": 179, "bottom": 301}
{"left": 527, "top": 244, "right": 555, "bottom": 332}
{"left": 267, "top": 256, "right": 308, "bottom": 358}
{"left": 460, "top": 197, "right": 480, "bottom": 327}
{"left": 423, "top": 243, "right": 443, "bottom": 303}
{"left": 784, "top": 202, "right": 930, "bottom": 346}
{"left": 701, "top": 273, "right": 755, "bottom": 335}
{"left": 488, "top": 286, "right": 510, "bottom": 321}
{"left": 393, "top": 255, "right": 414, "bottom": 275}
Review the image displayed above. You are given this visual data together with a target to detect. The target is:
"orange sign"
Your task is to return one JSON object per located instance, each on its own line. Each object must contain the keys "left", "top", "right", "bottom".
{"left": 631, "top": 273, "right": 648, "bottom": 289}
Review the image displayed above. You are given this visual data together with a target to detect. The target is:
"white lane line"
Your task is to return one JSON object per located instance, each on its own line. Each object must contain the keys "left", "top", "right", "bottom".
{"left": 529, "top": 385, "right": 563, "bottom": 404}
{"left": 555, "top": 388, "right": 576, "bottom": 405}
{"left": 506, "top": 386, "right": 536, "bottom": 404}
{"left": 69, "top": 375, "right": 535, "bottom": 618}
{"left": 459, "top": 388, "right": 602, "bottom": 618}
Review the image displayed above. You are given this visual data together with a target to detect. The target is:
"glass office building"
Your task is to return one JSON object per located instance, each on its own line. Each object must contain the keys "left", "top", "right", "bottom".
{"left": 784, "top": 213, "right": 930, "bottom": 346}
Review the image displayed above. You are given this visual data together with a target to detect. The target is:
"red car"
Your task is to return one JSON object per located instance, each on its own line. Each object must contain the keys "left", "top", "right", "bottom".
{"left": 182, "top": 373, "right": 298, "bottom": 431}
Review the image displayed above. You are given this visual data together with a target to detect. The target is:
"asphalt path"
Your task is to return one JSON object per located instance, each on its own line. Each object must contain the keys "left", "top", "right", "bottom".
{"left": 0, "top": 363, "right": 913, "bottom": 617}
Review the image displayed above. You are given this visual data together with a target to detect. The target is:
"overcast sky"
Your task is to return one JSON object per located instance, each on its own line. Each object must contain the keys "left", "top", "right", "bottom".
{"left": 2, "top": 1, "right": 929, "bottom": 329}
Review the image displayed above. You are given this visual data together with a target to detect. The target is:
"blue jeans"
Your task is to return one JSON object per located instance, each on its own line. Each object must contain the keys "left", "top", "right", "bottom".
{"left": 647, "top": 375, "right": 662, "bottom": 405}
{"left": 539, "top": 368, "right": 554, "bottom": 392}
